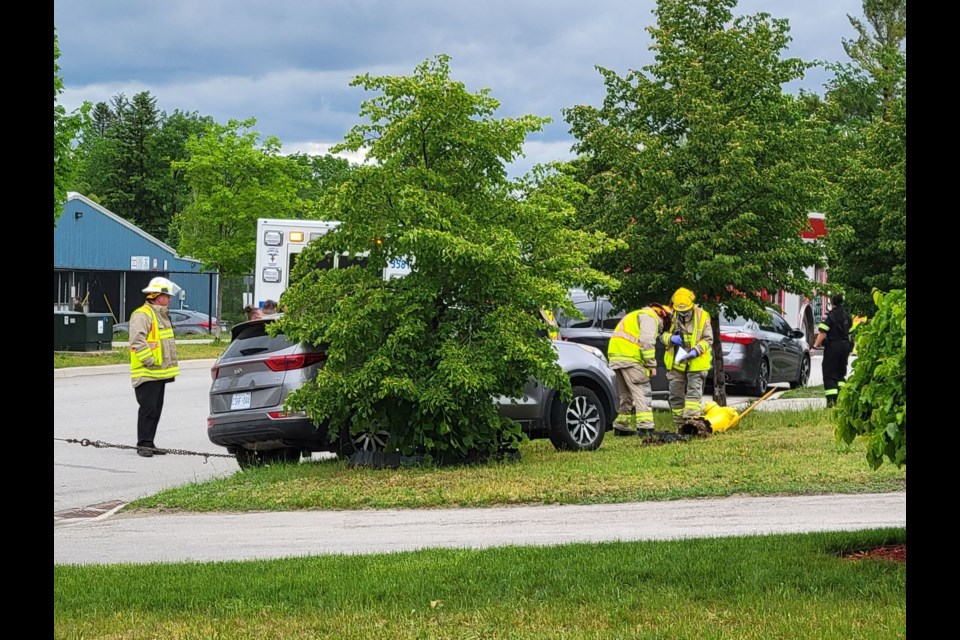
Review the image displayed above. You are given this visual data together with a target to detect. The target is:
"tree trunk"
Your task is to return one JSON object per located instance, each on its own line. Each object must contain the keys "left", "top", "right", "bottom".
{"left": 711, "top": 314, "right": 727, "bottom": 407}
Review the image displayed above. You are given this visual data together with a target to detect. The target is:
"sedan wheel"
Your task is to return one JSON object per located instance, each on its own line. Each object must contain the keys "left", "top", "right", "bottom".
{"left": 549, "top": 386, "right": 606, "bottom": 451}
{"left": 790, "top": 355, "right": 811, "bottom": 389}
{"left": 749, "top": 358, "right": 771, "bottom": 397}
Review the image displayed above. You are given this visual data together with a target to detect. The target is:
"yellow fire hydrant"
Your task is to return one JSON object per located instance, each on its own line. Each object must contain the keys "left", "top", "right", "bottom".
{"left": 701, "top": 401, "right": 740, "bottom": 433}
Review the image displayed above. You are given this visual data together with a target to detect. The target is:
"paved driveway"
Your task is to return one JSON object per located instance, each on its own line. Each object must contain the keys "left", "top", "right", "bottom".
{"left": 54, "top": 492, "right": 905, "bottom": 565}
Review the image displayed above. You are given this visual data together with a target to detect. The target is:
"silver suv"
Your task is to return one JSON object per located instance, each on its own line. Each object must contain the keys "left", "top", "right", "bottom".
{"left": 208, "top": 316, "right": 618, "bottom": 468}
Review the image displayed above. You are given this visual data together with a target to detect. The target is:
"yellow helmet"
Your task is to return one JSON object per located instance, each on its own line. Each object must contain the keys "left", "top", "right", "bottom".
{"left": 671, "top": 287, "right": 696, "bottom": 312}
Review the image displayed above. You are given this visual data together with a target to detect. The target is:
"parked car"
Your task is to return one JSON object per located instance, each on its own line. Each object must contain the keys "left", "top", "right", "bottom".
{"left": 715, "top": 308, "right": 811, "bottom": 396}
{"left": 114, "top": 308, "right": 222, "bottom": 337}
{"left": 556, "top": 290, "right": 810, "bottom": 397}
{"left": 207, "top": 315, "right": 618, "bottom": 468}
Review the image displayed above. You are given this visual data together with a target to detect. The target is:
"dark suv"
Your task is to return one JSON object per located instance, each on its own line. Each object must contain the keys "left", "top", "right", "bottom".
{"left": 208, "top": 315, "right": 619, "bottom": 468}
{"left": 556, "top": 289, "right": 670, "bottom": 396}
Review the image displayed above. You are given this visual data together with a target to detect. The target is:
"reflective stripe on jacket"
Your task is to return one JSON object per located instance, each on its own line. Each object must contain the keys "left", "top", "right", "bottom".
{"left": 129, "top": 304, "right": 179, "bottom": 381}
{"left": 608, "top": 308, "right": 661, "bottom": 368}
{"left": 662, "top": 307, "right": 713, "bottom": 372}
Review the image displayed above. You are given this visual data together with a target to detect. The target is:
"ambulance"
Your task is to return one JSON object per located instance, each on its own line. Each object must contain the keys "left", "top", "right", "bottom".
{"left": 252, "top": 218, "right": 411, "bottom": 308}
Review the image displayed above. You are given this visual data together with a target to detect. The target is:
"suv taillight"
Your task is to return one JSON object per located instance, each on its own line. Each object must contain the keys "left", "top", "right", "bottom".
{"left": 264, "top": 352, "right": 327, "bottom": 371}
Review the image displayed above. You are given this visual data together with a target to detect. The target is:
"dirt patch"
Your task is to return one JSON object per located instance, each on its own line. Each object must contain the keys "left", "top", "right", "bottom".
{"left": 841, "top": 544, "right": 905, "bottom": 563}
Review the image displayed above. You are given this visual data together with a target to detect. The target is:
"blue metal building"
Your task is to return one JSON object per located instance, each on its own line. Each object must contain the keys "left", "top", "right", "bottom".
{"left": 54, "top": 193, "right": 220, "bottom": 325}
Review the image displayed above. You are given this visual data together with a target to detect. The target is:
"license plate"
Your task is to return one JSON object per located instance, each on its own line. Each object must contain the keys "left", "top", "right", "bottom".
{"left": 230, "top": 392, "right": 251, "bottom": 410}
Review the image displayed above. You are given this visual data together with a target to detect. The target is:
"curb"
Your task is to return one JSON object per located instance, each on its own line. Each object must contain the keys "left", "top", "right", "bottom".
{"left": 54, "top": 359, "right": 217, "bottom": 378}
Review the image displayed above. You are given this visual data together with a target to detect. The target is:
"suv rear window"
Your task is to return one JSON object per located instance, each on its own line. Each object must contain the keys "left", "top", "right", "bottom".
{"left": 557, "top": 299, "right": 597, "bottom": 328}
{"left": 222, "top": 322, "right": 298, "bottom": 358}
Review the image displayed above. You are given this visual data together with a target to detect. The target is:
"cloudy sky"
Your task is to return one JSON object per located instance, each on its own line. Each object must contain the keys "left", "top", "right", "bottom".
{"left": 54, "top": 0, "right": 864, "bottom": 177}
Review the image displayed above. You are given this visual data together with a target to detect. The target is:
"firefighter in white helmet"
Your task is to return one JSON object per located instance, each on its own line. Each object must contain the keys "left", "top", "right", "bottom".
{"left": 661, "top": 287, "right": 714, "bottom": 429}
{"left": 128, "top": 276, "right": 181, "bottom": 457}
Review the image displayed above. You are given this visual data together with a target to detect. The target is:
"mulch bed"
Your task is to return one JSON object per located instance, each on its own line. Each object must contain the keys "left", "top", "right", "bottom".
{"left": 841, "top": 544, "right": 906, "bottom": 563}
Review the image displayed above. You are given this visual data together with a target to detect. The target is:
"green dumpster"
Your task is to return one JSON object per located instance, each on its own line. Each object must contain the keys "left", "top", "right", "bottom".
{"left": 53, "top": 312, "right": 114, "bottom": 351}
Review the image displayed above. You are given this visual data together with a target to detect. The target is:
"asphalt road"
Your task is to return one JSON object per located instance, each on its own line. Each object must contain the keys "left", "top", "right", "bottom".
{"left": 54, "top": 360, "right": 240, "bottom": 515}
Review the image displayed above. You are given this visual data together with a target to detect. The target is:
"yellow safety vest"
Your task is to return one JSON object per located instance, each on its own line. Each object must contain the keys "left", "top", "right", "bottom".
{"left": 608, "top": 308, "right": 659, "bottom": 366}
{"left": 129, "top": 304, "right": 179, "bottom": 380}
{"left": 663, "top": 307, "right": 712, "bottom": 372}
{"left": 540, "top": 308, "right": 560, "bottom": 340}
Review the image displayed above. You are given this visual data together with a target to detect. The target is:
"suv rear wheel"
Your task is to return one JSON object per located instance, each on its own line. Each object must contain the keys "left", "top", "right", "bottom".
{"left": 548, "top": 386, "right": 606, "bottom": 451}
{"left": 335, "top": 421, "right": 392, "bottom": 457}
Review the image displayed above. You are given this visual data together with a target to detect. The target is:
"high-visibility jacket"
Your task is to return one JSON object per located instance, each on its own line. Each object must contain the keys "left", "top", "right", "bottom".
{"left": 129, "top": 303, "right": 179, "bottom": 383}
{"left": 539, "top": 308, "right": 560, "bottom": 340}
{"left": 608, "top": 307, "right": 662, "bottom": 369}
{"left": 662, "top": 307, "right": 713, "bottom": 372}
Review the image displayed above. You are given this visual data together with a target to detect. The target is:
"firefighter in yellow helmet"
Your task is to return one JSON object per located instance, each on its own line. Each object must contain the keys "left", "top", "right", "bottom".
{"left": 128, "top": 276, "right": 181, "bottom": 457}
{"left": 661, "top": 287, "right": 714, "bottom": 429}
{"left": 607, "top": 302, "right": 672, "bottom": 435}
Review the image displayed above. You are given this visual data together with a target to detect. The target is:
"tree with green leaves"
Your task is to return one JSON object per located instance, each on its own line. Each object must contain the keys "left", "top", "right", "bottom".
{"left": 172, "top": 118, "right": 306, "bottom": 336}
{"left": 835, "top": 288, "right": 905, "bottom": 469}
{"left": 277, "top": 55, "right": 619, "bottom": 461}
{"left": 818, "top": 0, "right": 906, "bottom": 316}
{"left": 564, "top": 0, "right": 826, "bottom": 405}
{"left": 54, "top": 28, "right": 89, "bottom": 226}
{"left": 285, "top": 152, "right": 354, "bottom": 208}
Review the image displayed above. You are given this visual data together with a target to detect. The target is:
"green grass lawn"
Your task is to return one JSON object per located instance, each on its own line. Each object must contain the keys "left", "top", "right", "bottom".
{"left": 779, "top": 384, "right": 826, "bottom": 399}
{"left": 54, "top": 340, "right": 228, "bottom": 368}
{"left": 54, "top": 528, "right": 906, "bottom": 640}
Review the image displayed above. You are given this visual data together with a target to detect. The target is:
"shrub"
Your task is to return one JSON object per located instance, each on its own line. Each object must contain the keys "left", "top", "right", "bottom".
{"left": 835, "top": 288, "right": 906, "bottom": 469}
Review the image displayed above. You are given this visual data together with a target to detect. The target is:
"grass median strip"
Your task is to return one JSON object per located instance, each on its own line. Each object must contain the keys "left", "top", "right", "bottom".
{"left": 129, "top": 408, "right": 906, "bottom": 512}
{"left": 54, "top": 341, "right": 228, "bottom": 368}
{"left": 54, "top": 528, "right": 906, "bottom": 640}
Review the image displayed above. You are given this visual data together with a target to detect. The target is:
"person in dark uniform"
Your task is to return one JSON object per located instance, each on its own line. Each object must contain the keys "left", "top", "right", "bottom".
{"left": 812, "top": 293, "right": 853, "bottom": 408}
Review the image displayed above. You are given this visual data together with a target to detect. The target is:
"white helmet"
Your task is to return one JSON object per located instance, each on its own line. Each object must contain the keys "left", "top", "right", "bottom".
{"left": 142, "top": 276, "right": 181, "bottom": 296}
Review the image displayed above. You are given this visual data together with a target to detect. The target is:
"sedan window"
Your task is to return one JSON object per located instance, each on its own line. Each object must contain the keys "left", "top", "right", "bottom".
{"left": 770, "top": 312, "right": 792, "bottom": 336}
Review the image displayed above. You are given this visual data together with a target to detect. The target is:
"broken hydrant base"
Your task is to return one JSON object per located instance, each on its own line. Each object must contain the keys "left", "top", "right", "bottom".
{"left": 639, "top": 420, "right": 712, "bottom": 444}
{"left": 639, "top": 430, "right": 694, "bottom": 444}
{"left": 677, "top": 418, "right": 714, "bottom": 437}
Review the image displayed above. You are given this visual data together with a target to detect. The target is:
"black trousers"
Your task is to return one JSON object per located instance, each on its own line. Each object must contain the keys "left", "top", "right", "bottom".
{"left": 822, "top": 340, "right": 852, "bottom": 406}
{"left": 135, "top": 379, "right": 169, "bottom": 448}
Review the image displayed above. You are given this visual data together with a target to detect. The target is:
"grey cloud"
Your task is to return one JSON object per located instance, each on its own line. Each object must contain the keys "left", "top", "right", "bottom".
{"left": 55, "top": 0, "right": 866, "bottom": 176}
